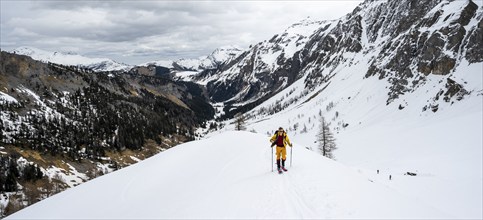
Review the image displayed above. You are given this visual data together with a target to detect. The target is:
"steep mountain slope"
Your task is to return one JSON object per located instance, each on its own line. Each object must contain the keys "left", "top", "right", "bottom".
{"left": 6, "top": 131, "right": 449, "bottom": 219}
{"left": 199, "top": 19, "right": 327, "bottom": 108}
{"left": 11, "top": 47, "right": 132, "bottom": 72}
{"left": 193, "top": 0, "right": 482, "bottom": 119}
{"left": 197, "top": 1, "right": 483, "bottom": 218}
{"left": 0, "top": 51, "right": 214, "bottom": 216}
{"left": 232, "top": 60, "right": 482, "bottom": 218}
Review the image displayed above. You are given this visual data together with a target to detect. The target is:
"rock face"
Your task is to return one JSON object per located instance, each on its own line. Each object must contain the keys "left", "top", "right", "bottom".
{"left": 193, "top": 0, "right": 482, "bottom": 116}
{"left": 195, "top": 19, "right": 328, "bottom": 113}
{"left": 465, "top": 11, "right": 483, "bottom": 63}
{"left": 362, "top": 0, "right": 481, "bottom": 103}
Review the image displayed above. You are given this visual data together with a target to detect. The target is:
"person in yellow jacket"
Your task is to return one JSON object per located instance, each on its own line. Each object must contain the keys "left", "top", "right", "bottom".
{"left": 270, "top": 127, "right": 292, "bottom": 172}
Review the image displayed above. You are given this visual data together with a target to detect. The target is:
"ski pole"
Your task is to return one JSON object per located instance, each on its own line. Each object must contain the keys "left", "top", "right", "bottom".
{"left": 271, "top": 147, "right": 274, "bottom": 172}
{"left": 290, "top": 146, "right": 293, "bottom": 167}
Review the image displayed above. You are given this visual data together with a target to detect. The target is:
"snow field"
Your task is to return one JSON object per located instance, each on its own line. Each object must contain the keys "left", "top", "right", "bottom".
{"left": 229, "top": 41, "right": 482, "bottom": 219}
{"left": 7, "top": 131, "right": 451, "bottom": 219}
{"left": 242, "top": 68, "right": 482, "bottom": 218}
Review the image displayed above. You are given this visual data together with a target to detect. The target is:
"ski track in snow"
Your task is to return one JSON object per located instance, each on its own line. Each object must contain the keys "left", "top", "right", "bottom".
{"left": 283, "top": 172, "right": 319, "bottom": 218}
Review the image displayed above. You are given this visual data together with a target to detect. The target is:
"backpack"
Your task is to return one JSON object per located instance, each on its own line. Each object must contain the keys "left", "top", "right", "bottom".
{"left": 274, "top": 131, "right": 285, "bottom": 147}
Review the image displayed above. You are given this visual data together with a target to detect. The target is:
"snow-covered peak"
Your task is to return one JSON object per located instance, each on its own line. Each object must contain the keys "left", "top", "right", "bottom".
{"left": 176, "top": 56, "right": 212, "bottom": 70}
{"left": 194, "top": 18, "right": 326, "bottom": 103}
{"left": 286, "top": 17, "right": 328, "bottom": 32}
{"left": 11, "top": 46, "right": 132, "bottom": 72}
{"left": 208, "top": 45, "right": 244, "bottom": 64}
{"left": 139, "top": 59, "right": 175, "bottom": 68}
{"left": 140, "top": 45, "right": 244, "bottom": 71}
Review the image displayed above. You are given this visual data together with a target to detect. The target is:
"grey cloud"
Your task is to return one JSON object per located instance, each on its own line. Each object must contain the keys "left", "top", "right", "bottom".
{"left": 7, "top": 1, "right": 246, "bottom": 44}
{"left": 1, "top": 1, "right": 363, "bottom": 64}
{"left": 32, "top": 1, "right": 248, "bottom": 17}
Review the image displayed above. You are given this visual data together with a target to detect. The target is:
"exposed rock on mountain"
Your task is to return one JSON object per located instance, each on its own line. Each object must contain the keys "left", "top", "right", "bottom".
{"left": 191, "top": 0, "right": 482, "bottom": 117}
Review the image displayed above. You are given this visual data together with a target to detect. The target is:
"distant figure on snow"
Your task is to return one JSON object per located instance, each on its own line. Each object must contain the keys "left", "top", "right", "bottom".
{"left": 270, "top": 127, "right": 293, "bottom": 173}
{"left": 389, "top": 175, "right": 392, "bottom": 180}
{"left": 377, "top": 170, "right": 379, "bottom": 174}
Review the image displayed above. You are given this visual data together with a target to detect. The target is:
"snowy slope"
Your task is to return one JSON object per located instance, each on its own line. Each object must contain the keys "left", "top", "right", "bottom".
{"left": 11, "top": 46, "right": 132, "bottom": 72}
{"left": 205, "top": 2, "right": 483, "bottom": 216}
{"left": 220, "top": 36, "right": 483, "bottom": 219}
{"left": 7, "top": 131, "right": 449, "bottom": 219}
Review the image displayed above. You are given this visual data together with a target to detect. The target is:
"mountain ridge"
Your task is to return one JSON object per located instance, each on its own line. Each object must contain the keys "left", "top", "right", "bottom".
{"left": 140, "top": 45, "right": 244, "bottom": 75}
{"left": 186, "top": 0, "right": 482, "bottom": 118}
{"left": 11, "top": 46, "right": 133, "bottom": 72}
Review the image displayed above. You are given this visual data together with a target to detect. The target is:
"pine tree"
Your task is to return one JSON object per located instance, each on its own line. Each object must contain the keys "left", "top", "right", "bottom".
{"left": 0, "top": 174, "right": 5, "bottom": 192}
{"left": 234, "top": 113, "right": 246, "bottom": 131}
{"left": 5, "top": 172, "right": 17, "bottom": 192}
{"left": 316, "top": 116, "right": 337, "bottom": 159}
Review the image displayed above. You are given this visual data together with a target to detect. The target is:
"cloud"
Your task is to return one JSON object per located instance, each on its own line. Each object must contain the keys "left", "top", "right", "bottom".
{"left": 1, "top": 0, "right": 363, "bottom": 65}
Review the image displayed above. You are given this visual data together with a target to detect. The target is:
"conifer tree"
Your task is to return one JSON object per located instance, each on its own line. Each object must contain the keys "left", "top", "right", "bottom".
{"left": 234, "top": 113, "right": 246, "bottom": 131}
{"left": 316, "top": 116, "right": 337, "bottom": 159}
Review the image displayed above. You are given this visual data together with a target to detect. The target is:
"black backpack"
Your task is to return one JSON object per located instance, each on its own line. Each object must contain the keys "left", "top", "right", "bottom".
{"left": 272, "top": 131, "right": 285, "bottom": 146}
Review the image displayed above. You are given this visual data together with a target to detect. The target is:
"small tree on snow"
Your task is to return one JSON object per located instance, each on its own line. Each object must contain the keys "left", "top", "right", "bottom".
{"left": 234, "top": 113, "right": 246, "bottom": 131}
{"left": 317, "top": 116, "right": 337, "bottom": 159}
{"left": 301, "top": 124, "right": 308, "bottom": 133}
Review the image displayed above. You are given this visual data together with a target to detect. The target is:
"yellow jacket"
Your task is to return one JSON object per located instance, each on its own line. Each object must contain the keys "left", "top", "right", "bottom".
{"left": 270, "top": 131, "right": 292, "bottom": 147}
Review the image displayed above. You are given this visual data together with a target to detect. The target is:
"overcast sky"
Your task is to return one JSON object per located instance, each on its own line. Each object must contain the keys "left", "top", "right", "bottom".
{"left": 1, "top": 0, "right": 363, "bottom": 65}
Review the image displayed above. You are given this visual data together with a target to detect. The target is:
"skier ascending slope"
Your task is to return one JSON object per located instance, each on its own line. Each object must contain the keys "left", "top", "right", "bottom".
{"left": 270, "top": 127, "right": 293, "bottom": 174}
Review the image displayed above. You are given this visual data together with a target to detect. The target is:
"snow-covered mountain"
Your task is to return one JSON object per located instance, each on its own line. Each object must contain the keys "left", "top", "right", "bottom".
{"left": 0, "top": 50, "right": 215, "bottom": 217}
{"left": 196, "top": 18, "right": 327, "bottom": 104}
{"left": 140, "top": 45, "right": 244, "bottom": 71}
{"left": 11, "top": 46, "right": 132, "bottom": 72}
{"left": 196, "top": 0, "right": 482, "bottom": 218}
{"left": 190, "top": 0, "right": 482, "bottom": 119}
{"left": 226, "top": 54, "right": 482, "bottom": 219}
{"left": 6, "top": 131, "right": 452, "bottom": 219}
{"left": 2, "top": 0, "right": 482, "bottom": 218}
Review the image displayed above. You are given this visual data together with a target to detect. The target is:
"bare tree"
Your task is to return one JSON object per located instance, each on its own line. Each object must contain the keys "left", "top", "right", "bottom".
{"left": 5, "top": 194, "right": 23, "bottom": 216}
{"left": 293, "top": 123, "right": 299, "bottom": 131}
{"left": 234, "top": 113, "right": 246, "bottom": 131}
{"left": 301, "top": 124, "right": 308, "bottom": 133}
{"left": 44, "top": 178, "right": 54, "bottom": 197}
{"left": 51, "top": 173, "right": 66, "bottom": 194}
{"left": 24, "top": 182, "right": 41, "bottom": 206}
{"left": 316, "top": 116, "right": 337, "bottom": 159}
